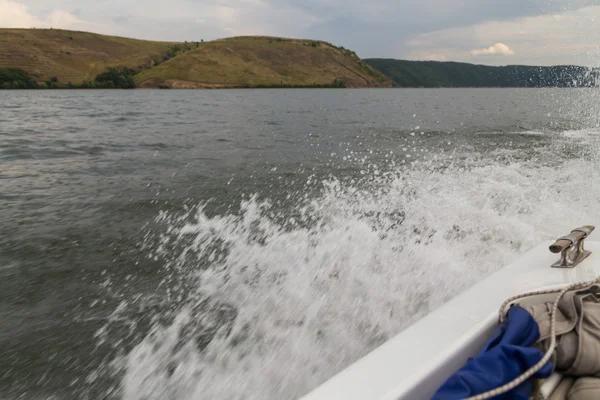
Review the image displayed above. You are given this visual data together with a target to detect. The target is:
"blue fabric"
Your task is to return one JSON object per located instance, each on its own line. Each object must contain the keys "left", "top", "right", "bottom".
{"left": 432, "top": 306, "right": 553, "bottom": 400}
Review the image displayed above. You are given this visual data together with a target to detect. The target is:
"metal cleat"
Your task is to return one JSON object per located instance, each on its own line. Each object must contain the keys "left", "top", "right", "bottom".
{"left": 550, "top": 225, "right": 595, "bottom": 268}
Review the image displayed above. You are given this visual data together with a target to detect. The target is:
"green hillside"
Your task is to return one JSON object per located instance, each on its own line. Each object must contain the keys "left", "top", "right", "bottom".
{"left": 136, "top": 36, "right": 392, "bottom": 88}
{"left": 0, "top": 29, "right": 392, "bottom": 88}
{"left": 365, "top": 59, "right": 599, "bottom": 88}
{"left": 0, "top": 28, "right": 179, "bottom": 85}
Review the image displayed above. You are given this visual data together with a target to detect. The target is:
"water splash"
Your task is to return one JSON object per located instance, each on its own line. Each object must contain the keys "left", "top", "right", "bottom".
{"left": 96, "top": 124, "right": 600, "bottom": 400}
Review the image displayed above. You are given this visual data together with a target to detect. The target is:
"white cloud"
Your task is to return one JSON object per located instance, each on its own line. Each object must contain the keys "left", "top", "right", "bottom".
{"left": 45, "top": 10, "right": 110, "bottom": 32}
{"left": 0, "top": 0, "right": 40, "bottom": 27}
{"left": 405, "top": 5, "right": 600, "bottom": 66}
{"left": 471, "top": 42, "right": 515, "bottom": 56}
{"left": 0, "top": 0, "right": 110, "bottom": 32}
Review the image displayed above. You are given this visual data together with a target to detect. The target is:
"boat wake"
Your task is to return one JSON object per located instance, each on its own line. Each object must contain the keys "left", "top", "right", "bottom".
{"left": 97, "top": 125, "right": 600, "bottom": 400}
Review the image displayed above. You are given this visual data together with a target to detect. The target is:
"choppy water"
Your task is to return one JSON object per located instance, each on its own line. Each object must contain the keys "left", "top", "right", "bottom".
{"left": 1, "top": 88, "right": 600, "bottom": 400}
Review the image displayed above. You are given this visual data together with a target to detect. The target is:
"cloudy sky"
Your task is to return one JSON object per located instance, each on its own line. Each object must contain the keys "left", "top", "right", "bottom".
{"left": 2, "top": 0, "right": 600, "bottom": 65}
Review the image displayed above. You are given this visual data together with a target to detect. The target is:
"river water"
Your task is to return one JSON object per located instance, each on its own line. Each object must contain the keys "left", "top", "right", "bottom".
{"left": 1, "top": 88, "right": 600, "bottom": 399}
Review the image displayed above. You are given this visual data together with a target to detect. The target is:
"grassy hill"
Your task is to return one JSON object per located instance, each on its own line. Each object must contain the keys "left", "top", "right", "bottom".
{"left": 0, "top": 29, "right": 392, "bottom": 88}
{"left": 0, "top": 29, "right": 179, "bottom": 84}
{"left": 364, "top": 59, "right": 599, "bottom": 88}
{"left": 136, "top": 36, "right": 392, "bottom": 88}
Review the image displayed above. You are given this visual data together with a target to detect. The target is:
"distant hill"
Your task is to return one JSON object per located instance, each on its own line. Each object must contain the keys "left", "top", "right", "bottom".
{"left": 6, "top": 29, "right": 595, "bottom": 90}
{"left": 0, "top": 29, "right": 392, "bottom": 88}
{"left": 136, "top": 36, "right": 391, "bottom": 88}
{"left": 364, "top": 59, "right": 600, "bottom": 88}
{"left": 0, "top": 29, "right": 178, "bottom": 85}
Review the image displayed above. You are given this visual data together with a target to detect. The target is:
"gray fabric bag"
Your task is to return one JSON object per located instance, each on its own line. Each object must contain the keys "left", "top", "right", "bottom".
{"left": 523, "top": 284, "right": 600, "bottom": 376}
{"left": 522, "top": 284, "right": 600, "bottom": 400}
{"left": 567, "top": 377, "right": 600, "bottom": 400}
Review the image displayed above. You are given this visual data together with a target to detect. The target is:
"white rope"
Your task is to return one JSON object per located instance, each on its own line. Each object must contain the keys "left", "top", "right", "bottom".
{"left": 464, "top": 277, "right": 600, "bottom": 400}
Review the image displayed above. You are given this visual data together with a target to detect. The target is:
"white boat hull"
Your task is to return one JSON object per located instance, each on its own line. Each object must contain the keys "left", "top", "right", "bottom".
{"left": 302, "top": 240, "right": 600, "bottom": 400}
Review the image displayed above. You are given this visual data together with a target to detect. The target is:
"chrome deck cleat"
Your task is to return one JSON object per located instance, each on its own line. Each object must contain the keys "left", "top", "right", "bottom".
{"left": 550, "top": 225, "right": 595, "bottom": 268}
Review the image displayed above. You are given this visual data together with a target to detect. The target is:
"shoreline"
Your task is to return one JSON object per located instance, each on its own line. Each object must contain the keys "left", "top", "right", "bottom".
{"left": 2, "top": 86, "right": 598, "bottom": 91}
